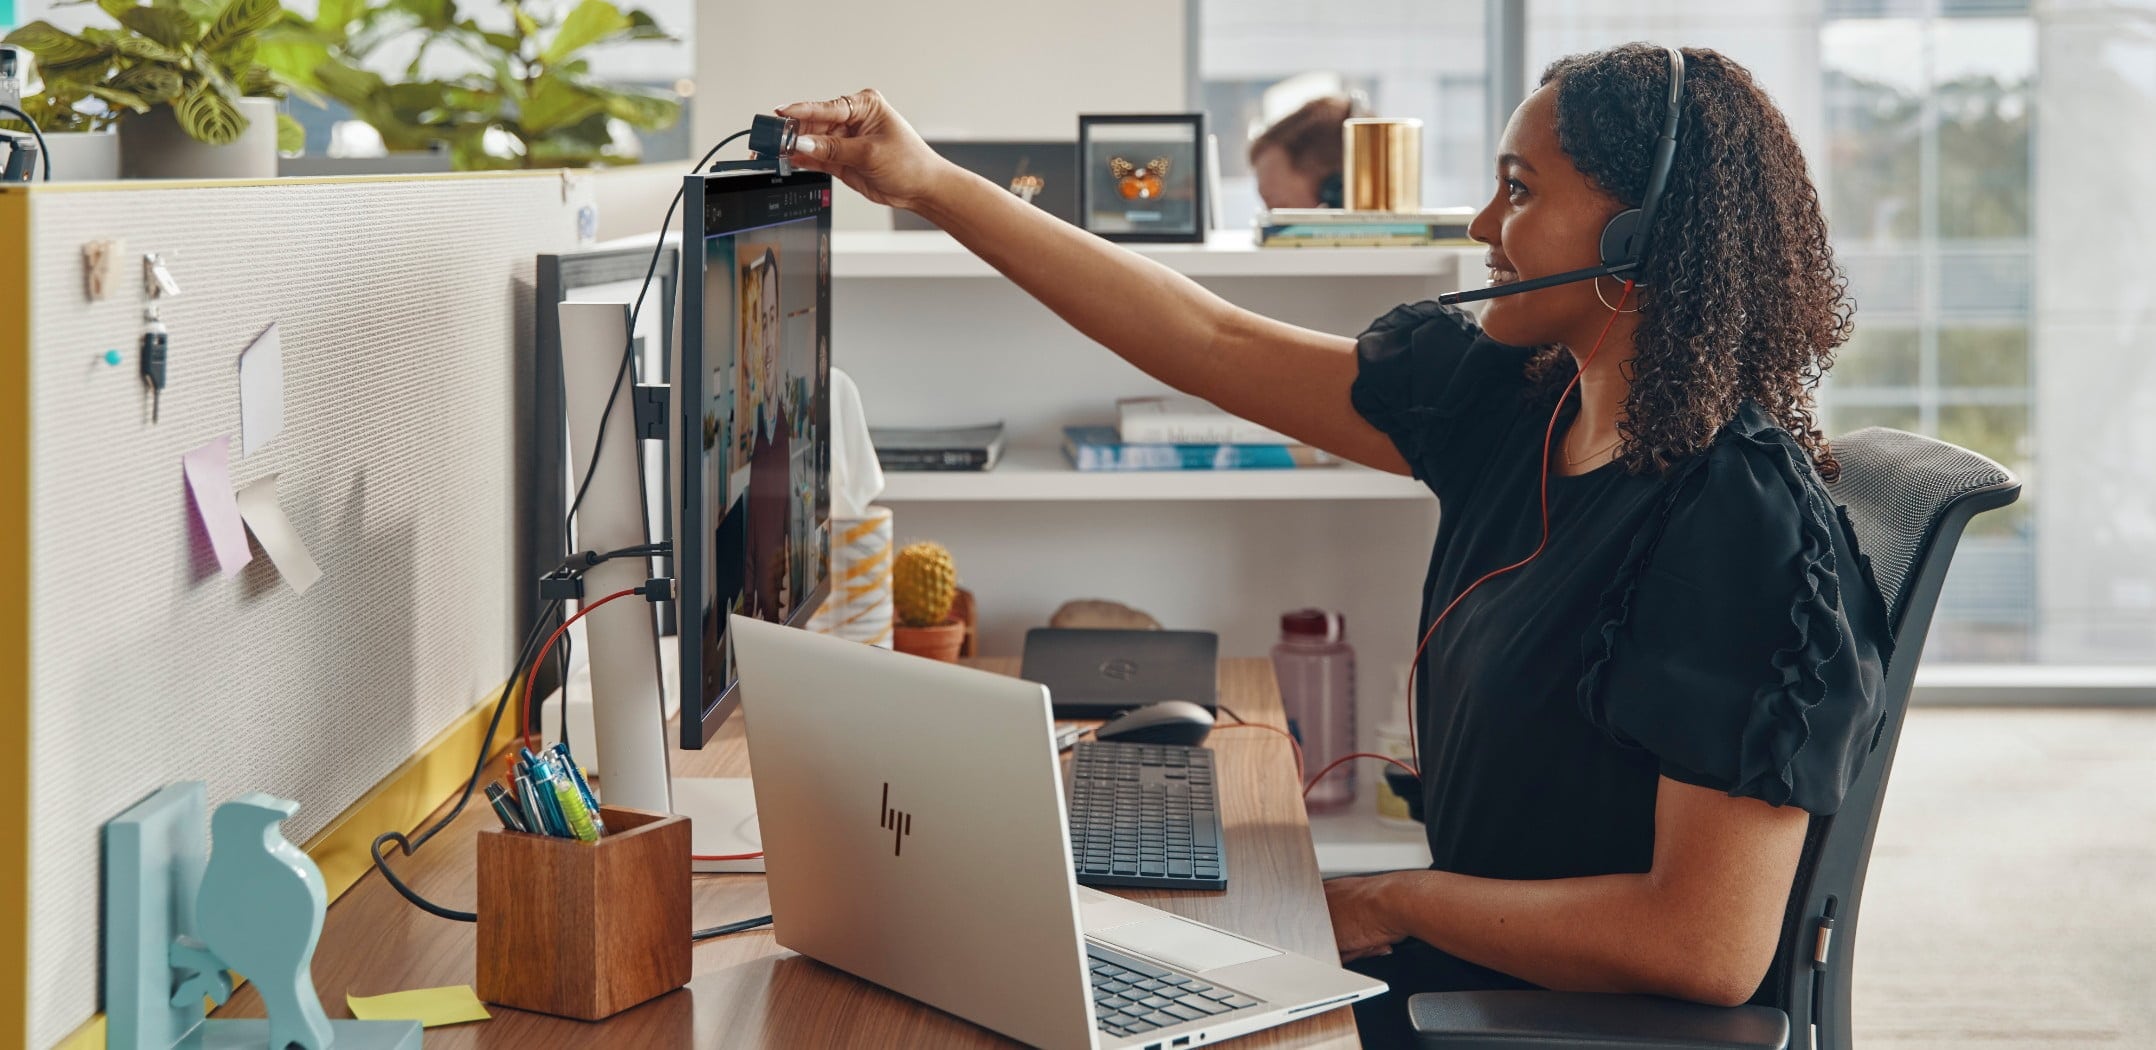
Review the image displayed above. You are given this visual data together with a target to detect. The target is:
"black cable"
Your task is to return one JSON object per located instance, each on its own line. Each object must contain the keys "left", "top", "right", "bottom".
{"left": 551, "top": 129, "right": 749, "bottom": 750}
{"left": 369, "top": 596, "right": 561, "bottom": 922}
{"left": 0, "top": 104, "right": 51, "bottom": 181}
{"left": 1217, "top": 705, "right": 1247, "bottom": 725}
{"left": 693, "top": 913, "right": 774, "bottom": 941}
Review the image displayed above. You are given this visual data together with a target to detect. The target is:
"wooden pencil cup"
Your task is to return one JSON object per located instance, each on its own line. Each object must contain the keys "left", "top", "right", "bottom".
{"left": 475, "top": 807, "right": 692, "bottom": 1020}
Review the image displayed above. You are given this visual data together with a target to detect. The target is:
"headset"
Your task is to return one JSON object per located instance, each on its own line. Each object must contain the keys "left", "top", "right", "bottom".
{"left": 1438, "top": 45, "right": 1686, "bottom": 306}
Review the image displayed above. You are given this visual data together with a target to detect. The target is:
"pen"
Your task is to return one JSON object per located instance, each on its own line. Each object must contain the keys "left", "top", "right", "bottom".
{"left": 550, "top": 742, "right": 606, "bottom": 836}
{"left": 485, "top": 782, "right": 528, "bottom": 833}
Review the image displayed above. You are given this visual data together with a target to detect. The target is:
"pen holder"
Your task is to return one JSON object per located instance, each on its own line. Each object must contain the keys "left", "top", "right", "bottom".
{"left": 475, "top": 807, "right": 692, "bottom": 1020}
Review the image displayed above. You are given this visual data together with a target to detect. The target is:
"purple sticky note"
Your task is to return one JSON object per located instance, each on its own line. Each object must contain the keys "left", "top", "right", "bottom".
{"left": 182, "top": 437, "right": 253, "bottom": 577}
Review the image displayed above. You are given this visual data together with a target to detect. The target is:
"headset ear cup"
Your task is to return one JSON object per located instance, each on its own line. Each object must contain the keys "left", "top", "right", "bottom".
{"left": 1318, "top": 172, "right": 1343, "bottom": 209}
{"left": 1599, "top": 209, "right": 1643, "bottom": 272}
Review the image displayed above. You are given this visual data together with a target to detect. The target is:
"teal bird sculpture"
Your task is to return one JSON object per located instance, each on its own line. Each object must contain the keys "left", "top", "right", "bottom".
{"left": 173, "top": 792, "right": 334, "bottom": 1050}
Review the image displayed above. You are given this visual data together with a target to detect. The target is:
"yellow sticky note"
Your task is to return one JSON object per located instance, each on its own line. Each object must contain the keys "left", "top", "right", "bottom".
{"left": 346, "top": 985, "right": 492, "bottom": 1027}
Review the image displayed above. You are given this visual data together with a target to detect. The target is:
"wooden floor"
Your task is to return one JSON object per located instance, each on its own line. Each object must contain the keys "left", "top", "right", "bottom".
{"left": 1853, "top": 707, "right": 2156, "bottom": 1048}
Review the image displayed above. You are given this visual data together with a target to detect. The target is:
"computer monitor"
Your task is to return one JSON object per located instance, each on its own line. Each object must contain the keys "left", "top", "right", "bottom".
{"left": 678, "top": 168, "right": 833, "bottom": 749}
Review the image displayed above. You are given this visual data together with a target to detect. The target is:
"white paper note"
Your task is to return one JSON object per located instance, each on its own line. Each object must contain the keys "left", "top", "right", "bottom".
{"left": 234, "top": 475, "right": 323, "bottom": 595}
{"left": 239, "top": 322, "right": 283, "bottom": 456}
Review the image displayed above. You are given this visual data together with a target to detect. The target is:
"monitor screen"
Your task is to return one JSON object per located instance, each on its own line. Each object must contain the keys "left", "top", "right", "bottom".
{"left": 679, "top": 169, "right": 832, "bottom": 748}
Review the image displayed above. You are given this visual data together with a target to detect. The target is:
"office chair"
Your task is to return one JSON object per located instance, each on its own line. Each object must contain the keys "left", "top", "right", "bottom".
{"left": 1407, "top": 428, "right": 2021, "bottom": 1050}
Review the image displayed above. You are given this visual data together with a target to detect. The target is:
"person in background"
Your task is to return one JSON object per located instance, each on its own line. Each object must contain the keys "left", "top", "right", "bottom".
{"left": 1249, "top": 94, "right": 1359, "bottom": 210}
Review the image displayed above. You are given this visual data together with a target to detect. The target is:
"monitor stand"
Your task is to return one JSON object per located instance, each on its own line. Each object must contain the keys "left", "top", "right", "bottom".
{"left": 556, "top": 301, "right": 764, "bottom": 874}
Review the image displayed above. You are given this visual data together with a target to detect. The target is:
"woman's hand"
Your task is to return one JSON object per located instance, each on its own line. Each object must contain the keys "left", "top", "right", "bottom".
{"left": 776, "top": 89, "right": 958, "bottom": 213}
{"left": 1325, "top": 874, "right": 1406, "bottom": 962}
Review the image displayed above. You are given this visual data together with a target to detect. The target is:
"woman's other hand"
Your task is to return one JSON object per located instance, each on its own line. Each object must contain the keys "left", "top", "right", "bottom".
{"left": 1325, "top": 873, "right": 1406, "bottom": 962}
{"left": 776, "top": 89, "right": 955, "bottom": 212}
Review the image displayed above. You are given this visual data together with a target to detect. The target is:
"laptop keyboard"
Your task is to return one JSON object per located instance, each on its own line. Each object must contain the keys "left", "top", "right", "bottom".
{"left": 1088, "top": 942, "right": 1260, "bottom": 1039}
{"left": 1067, "top": 741, "right": 1227, "bottom": 890}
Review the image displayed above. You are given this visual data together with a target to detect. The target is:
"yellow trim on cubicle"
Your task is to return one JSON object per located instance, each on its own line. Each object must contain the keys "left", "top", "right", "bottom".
{"left": 2, "top": 188, "right": 33, "bottom": 1050}
{"left": 43, "top": 680, "right": 524, "bottom": 1050}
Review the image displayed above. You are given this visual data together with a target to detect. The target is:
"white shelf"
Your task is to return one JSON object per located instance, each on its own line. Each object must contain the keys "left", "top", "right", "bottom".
{"left": 832, "top": 229, "right": 1481, "bottom": 280}
{"left": 1308, "top": 807, "right": 1433, "bottom": 877}
{"left": 875, "top": 446, "right": 1429, "bottom": 502}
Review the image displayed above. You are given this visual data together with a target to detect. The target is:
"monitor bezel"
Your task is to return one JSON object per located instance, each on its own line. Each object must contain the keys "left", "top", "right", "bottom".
{"left": 678, "top": 168, "right": 834, "bottom": 750}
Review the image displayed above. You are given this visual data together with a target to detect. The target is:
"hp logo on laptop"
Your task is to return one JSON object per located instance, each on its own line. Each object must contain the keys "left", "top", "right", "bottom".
{"left": 1098, "top": 658, "right": 1139, "bottom": 681}
{"left": 879, "top": 782, "right": 913, "bottom": 857}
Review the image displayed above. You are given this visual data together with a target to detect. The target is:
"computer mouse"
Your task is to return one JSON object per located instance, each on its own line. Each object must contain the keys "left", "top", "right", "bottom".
{"left": 1094, "top": 700, "right": 1214, "bottom": 747}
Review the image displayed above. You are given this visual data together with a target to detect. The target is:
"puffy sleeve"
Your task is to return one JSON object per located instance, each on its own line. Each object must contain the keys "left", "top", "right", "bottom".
{"left": 1576, "top": 420, "right": 1894, "bottom": 815}
{"left": 1349, "top": 301, "right": 1534, "bottom": 500}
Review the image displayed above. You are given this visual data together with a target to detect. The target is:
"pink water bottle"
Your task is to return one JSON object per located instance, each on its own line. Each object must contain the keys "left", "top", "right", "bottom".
{"left": 1272, "top": 609, "right": 1356, "bottom": 811}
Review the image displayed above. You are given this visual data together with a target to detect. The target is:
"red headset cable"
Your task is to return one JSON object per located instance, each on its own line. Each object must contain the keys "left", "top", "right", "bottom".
{"left": 517, "top": 587, "right": 643, "bottom": 759}
{"left": 1306, "top": 279, "right": 1638, "bottom": 801}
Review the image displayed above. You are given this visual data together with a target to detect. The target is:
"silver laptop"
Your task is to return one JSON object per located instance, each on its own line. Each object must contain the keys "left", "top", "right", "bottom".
{"left": 730, "top": 615, "right": 1385, "bottom": 1050}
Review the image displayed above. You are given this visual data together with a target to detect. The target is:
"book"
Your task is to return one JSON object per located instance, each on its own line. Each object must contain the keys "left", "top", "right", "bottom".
{"left": 1256, "top": 206, "right": 1476, "bottom": 248}
{"left": 1117, "top": 395, "right": 1293, "bottom": 446}
{"left": 1062, "top": 426, "right": 1340, "bottom": 472}
{"left": 871, "top": 422, "right": 1006, "bottom": 471}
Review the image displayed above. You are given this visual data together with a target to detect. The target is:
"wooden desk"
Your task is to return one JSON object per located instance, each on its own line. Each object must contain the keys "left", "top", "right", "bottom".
{"left": 217, "top": 659, "right": 1358, "bottom": 1048}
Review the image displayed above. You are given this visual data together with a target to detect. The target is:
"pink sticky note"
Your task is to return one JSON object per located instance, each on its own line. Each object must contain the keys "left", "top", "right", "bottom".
{"left": 182, "top": 437, "right": 253, "bottom": 577}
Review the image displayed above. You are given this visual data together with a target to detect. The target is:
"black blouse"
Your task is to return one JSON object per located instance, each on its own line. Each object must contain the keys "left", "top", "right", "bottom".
{"left": 1348, "top": 301, "right": 1894, "bottom": 891}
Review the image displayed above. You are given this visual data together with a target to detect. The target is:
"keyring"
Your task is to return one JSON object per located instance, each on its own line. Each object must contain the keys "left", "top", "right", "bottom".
{"left": 840, "top": 95, "right": 856, "bottom": 124}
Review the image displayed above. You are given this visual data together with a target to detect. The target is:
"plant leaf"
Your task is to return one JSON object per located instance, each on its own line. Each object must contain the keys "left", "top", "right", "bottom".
{"left": 597, "top": 88, "right": 678, "bottom": 130}
{"left": 118, "top": 6, "right": 198, "bottom": 51}
{"left": 313, "top": 57, "right": 385, "bottom": 103}
{"left": 314, "top": 0, "right": 363, "bottom": 34}
{"left": 175, "top": 80, "right": 247, "bottom": 145}
{"left": 3, "top": 21, "right": 112, "bottom": 66}
{"left": 511, "top": 6, "right": 539, "bottom": 41}
{"left": 94, "top": 0, "right": 139, "bottom": 21}
{"left": 256, "top": 35, "right": 330, "bottom": 96}
{"left": 542, "top": 0, "right": 629, "bottom": 65}
{"left": 111, "top": 35, "right": 185, "bottom": 63}
{"left": 202, "top": 0, "right": 281, "bottom": 56}
{"left": 392, "top": 0, "right": 454, "bottom": 31}
{"left": 86, "top": 84, "right": 152, "bottom": 111}
{"left": 517, "top": 76, "right": 604, "bottom": 135}
{"left": 277, "top": 112, "right": 304, "bottom": 153}
{"left": 111, "top": 64, "right": 186, "bottom": 102}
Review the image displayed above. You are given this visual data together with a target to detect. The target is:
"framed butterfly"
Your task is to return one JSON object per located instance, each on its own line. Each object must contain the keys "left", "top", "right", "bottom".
{"left": 1110, "top": 156, "right": 1172, "bottom": 201}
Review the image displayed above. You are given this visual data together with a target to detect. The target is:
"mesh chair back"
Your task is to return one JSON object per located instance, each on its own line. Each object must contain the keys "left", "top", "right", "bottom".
{"left": 1769, "top": 428, "right": 2019, "bottom": 1049}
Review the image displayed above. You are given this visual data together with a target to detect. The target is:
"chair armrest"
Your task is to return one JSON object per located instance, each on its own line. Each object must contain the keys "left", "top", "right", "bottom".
{"left": 1409, "top": 990, "right": 1788, "bottom": 1050}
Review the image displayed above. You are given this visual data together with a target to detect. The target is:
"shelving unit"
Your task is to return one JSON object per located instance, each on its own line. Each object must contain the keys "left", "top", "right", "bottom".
{"left": 833, "top": 229, "right": 1482, "bottom": 280}
{"left": 878, "top": 446, "right": 1429, "bottom": 502}
{"left": 836, "top": 228, "right": 1475, "bottom": 856}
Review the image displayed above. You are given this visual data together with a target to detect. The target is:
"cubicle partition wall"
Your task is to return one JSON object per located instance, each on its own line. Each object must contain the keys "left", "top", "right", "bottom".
{"left": 0, "top": 173, "right": 591, "bottom": 1049}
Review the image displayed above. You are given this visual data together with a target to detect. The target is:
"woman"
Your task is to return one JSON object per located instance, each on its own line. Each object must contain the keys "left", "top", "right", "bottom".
{"left": 779, "top": 42, "right": 1889, "bottom": 1048}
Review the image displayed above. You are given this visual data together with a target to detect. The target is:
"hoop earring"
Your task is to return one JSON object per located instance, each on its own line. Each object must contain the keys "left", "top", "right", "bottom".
{"left": 1595, "top": 277, "right": 1642, "bottom": 314}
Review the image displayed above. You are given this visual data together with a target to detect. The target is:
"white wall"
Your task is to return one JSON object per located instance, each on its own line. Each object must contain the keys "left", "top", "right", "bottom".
{"left": 692, "top": 0, "right": 1187, "bottom": 230}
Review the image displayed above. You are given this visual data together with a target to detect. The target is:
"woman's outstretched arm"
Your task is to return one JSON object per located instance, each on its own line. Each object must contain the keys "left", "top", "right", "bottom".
{"left": 779, "top": 89, "right": 1410, "bottom": 475}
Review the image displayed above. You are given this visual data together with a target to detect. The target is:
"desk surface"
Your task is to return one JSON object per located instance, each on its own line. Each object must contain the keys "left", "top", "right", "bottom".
{"left": 218, "top": 658, "right": 1358, "bottom": 1048}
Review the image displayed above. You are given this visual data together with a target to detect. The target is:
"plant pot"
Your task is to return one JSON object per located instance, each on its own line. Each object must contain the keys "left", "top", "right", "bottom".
{"left": 893, "top": 618, "right": 966, "bottom": 662}
{"left": 120, "top": 97, "right": 279, "bottom": 180}
{"left": 36, "top": 131, "right": 120, "bottom": 182}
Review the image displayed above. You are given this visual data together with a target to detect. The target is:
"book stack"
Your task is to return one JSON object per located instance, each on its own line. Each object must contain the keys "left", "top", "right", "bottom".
{"left": 1062, "top": 397, "right": 1342, "bottom": 472}
{"left": 871, "top": 422, "right": 1007, "bottom": 471}
{"left": 1256, "top": 207, "right": 1476, "bottom": 248}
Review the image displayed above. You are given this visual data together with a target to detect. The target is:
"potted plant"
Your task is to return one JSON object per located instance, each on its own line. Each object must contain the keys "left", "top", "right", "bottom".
{"left": 260, "top": 0, "right": 679, "bottom": 170}
{"left": 892, "top": 541, "right": 966, "bottom": 662}
{"left": 3, "top": 0, "right": 301, "bottom": 180}
{"left": 0, "top": 42, "right": 123, "bottom": 180}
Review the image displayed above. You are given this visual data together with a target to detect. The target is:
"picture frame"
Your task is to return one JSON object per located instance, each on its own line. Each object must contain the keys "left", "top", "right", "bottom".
{"left": 895, "top": 141, "right": 1080, "bottom": 230}
{"left": 1077, "top": 113, "right": 1208, "bottom": 244}
{"left": 528, "top": 240, "right": 682, "bottom": 704}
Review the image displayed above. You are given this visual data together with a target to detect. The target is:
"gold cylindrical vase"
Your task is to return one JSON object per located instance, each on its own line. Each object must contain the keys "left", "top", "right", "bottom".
{"left": 1342, "top": 118, "right": 1423, "bottom": 212}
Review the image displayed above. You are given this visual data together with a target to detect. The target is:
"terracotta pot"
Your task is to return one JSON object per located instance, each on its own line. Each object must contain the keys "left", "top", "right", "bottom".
{"left": 893, "top": 618, "right": 965, "bottom": 662}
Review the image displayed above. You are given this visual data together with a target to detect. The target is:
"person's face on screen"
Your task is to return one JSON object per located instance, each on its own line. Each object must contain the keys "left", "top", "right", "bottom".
{"left": 1467, "top": 85, "right": 1630, "bottom": 350}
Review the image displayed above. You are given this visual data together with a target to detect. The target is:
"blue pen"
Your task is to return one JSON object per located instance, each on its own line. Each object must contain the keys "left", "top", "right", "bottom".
{"left": 550, "top": 742, "right": 606, "bottom": 835}
{"left": 513, "top": 771, "right": 547, "bottom": 835}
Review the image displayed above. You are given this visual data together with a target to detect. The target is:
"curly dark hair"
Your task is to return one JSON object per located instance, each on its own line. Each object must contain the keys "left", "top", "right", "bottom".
{"left": 1531, "top": 44, "right": 1854, "bottom": 480}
